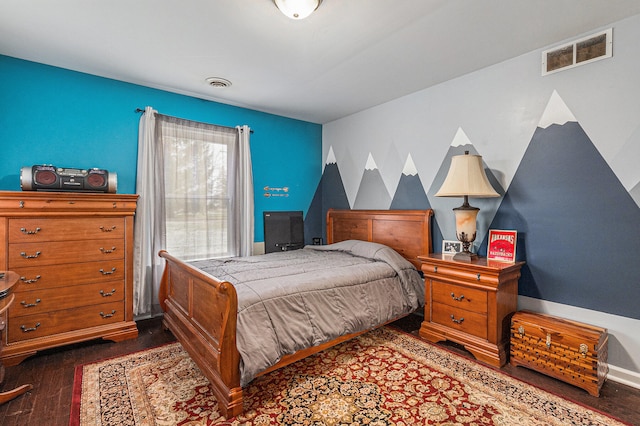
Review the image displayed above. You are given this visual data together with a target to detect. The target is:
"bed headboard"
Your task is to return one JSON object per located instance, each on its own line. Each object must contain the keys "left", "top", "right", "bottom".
{"left": 326, "top": 209, "right": 433, "bottom": 269}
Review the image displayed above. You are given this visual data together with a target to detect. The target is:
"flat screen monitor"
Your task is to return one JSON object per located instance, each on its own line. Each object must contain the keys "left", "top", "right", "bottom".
{"left": 263, "top": 211, "right": 304, "bottom": 253}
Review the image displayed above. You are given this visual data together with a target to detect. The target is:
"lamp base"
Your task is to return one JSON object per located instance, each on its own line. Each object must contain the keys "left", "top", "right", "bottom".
{"left": 452, "top": 250, "right": 478, "bottom": 262}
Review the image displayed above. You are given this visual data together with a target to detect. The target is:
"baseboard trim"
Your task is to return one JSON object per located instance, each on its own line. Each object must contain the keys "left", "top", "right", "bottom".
{"left": 608, "top": 365, "right": 640, "bottom": 389}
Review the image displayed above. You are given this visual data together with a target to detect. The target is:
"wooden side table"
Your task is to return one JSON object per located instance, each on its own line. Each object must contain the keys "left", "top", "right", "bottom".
{"left": 418, "top": 254, "right": 524, "bottom": 367}
{"left": 0, "top": 271, "right": 32, "bottom": 404}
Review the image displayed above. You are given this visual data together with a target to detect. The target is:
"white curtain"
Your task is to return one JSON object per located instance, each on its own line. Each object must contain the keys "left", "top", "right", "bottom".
{"left": 233, "top": 125, "right": 254, "bottom": 257}
{"left": 133, "top": 106, "right": 166, "bottom": 317}
{"left": 133, "top": 109, "right": 254, "bottom": 318}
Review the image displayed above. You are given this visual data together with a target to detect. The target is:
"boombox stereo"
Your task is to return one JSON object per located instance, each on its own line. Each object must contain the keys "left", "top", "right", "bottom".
{"left": 20, "top": 165, "right": 117, "bottom": 193}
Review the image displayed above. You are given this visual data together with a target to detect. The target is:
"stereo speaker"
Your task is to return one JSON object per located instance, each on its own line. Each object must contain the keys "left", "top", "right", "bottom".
{"left": 20, "top": 165, "right": 117, "bottom": 193}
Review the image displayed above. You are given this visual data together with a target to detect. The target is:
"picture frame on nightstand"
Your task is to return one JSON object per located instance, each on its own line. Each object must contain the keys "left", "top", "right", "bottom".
{"left": 442, "top": 240, "right": 463, "bottom": 254}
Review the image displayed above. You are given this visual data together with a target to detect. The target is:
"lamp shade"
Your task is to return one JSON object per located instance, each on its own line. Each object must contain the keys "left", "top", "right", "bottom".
{"left": 435, "top": 153, "right": 499, "bottom": 198}
{"left": 274, "top": 0, "right": 321, "bottom": 19}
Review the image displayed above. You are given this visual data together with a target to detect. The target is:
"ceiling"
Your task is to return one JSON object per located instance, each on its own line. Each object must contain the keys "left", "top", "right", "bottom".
{"left": 2, "top": 1, "right": 640, "bottom": 124}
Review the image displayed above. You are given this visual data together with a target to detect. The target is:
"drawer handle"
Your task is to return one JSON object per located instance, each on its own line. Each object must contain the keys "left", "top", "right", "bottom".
{"left": 20, "top": 275, "right": 41, "bottom": 284}
{"left": 20, "top": 227, "right": 41, "bottom": 235}
{"left": 546, "top": 333, "right": 552, "bottom": 348}
{"left": 20, "top": 298, "right": 41, "bottom": 308}
{"left": 100, "top": 289, "right": 117, "bottom": 297}
{"left": 100, "top": 247, "right": 117, "bottom": 254}
{"left": 518, "top": 325, "right": 525, "bottom": 337}
{"left": 20, "top": 251, "right": 41, "bottom": 259}
{"left": 476, "top": 273, "right": 481, "bottom": 281}
{"left": 100, "top": 225, "right": 117, "bottom": 232}
{"left": 99, "top": 267, "right": 117, "bottom": 275}
{"left": 450, "top": 314, "right": 464, "bottom": 324}
{"left": 21, "top": 322, "right": 41, "bottom": 332}
{"left": 100, "top": 310, "right": 117, "bottom": 318}
{"left": 450, "top": 292, "right": 465, "bottom": 301}
{"left": 433, "top": 266, "right": 438, "bottom": 273}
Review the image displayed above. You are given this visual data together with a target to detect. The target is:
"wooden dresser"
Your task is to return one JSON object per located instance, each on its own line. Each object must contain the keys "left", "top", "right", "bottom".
{"left": 418, "top": 253, "right": 524, "bottom": 367}
{"left": 0, "top": 191, "right": 138, "bottom": 365}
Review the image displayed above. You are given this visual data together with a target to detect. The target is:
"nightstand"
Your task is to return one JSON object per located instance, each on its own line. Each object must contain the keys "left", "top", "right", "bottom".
{"left": 418, "top": 253, "right": 524, "bottom": 367}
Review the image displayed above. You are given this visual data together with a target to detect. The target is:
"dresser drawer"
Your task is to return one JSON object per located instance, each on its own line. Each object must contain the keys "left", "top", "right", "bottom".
{"left": 432, "top": 302, "right": 488, "bottom": 340}
{"left": 8, "top": 217, "right": 125, "bottom": 243}
{"left": 9, "top": 280, "right": 125, "bottom": 318}
{"left": 0, "top": 195, "right": 137, "bottom": 213}
{"left": 12, "top": 260, "right": 125, "bottom": 290}
{"left": 7, "top": 300, "right": 126, "bottom": 343}
{"left": 432, "top": 281, "right": 487, "bottom": 314}
{"left": 8, "top": 238, "right": 124, "bottom": 267}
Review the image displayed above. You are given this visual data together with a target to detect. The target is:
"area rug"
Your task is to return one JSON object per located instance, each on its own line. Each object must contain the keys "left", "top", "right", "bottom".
{"left": 70, "top": 327, "right": 628, "bottom": 426}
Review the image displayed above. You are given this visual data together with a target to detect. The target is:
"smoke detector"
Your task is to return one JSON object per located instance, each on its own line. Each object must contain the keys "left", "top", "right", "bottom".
{"left": 205, "top": 77, "right": 232, "bottom": 88}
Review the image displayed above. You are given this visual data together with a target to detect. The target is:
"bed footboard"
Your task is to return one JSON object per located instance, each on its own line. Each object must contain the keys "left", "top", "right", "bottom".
{"left": 156, "top": 209, "right": 433, "bottom": 418}
{"left": 158, "top": 250, "right": 243, "bottom": 418}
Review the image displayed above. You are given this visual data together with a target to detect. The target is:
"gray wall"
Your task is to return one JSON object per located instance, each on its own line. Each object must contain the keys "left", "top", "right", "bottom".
{"left": 319, "top": 14, "right": 640, "bottom": 383}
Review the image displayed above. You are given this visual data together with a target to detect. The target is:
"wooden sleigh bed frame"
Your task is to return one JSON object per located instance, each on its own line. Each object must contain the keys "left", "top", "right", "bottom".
{"left": 158, "top": 208, "right": 433, "bottom": 417}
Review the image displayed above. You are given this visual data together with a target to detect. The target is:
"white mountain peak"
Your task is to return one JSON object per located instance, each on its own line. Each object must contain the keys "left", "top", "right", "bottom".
{"left": 365, "top": 153, "right": 378, "bottom": 170}
{"left": 539, "top": 90, "right": 577, "bottom": 129}
{"left": 325, "top": 146, "right": 337, "bottom": 164}
{"left": 451, "top": 127, "right": 471, "bottom": 147}
{"left": 403, "top": 153, "right": 418, "bottom": 176}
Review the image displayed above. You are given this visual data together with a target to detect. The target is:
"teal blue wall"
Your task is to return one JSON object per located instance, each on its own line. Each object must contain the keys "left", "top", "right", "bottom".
{"left": 0, "top": 55, "right": 322, "bottom": 241}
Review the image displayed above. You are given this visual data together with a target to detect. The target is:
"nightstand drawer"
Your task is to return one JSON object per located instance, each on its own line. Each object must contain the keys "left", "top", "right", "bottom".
{"left": 432, "top": 302, "right": 488, "bottom": 340}
{"left": 432, "top": 281, "right": 487, "bottom": 314}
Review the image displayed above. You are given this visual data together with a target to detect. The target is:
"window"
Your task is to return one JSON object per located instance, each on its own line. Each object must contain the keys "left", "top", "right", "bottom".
{"left": 159, "top": 116, "right": 238, "bottom": 260}
{"left": 133, "top": 107, "right": 252, "bottom": 316}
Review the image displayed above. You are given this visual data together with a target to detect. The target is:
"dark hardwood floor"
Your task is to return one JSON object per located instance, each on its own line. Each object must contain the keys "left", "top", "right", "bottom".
{"left": 1, "top": 314, "right": 639, "bottom": 425}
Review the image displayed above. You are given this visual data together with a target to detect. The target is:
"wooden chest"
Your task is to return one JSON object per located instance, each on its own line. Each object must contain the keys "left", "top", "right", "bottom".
{"left": 510, "top": 310, "right": 608, "bottom": 397}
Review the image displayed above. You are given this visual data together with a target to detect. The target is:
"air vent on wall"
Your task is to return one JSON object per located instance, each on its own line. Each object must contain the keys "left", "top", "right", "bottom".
{"left": 542, "top": 28, "right": 612, "bottom": 76}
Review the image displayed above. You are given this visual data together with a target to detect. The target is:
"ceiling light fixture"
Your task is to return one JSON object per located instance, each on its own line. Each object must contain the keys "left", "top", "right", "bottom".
{"left": 205, "top": 77, "right": 232, "bottom": 88}
{"left": 273, "top": 0, "right": 322, "bottom": 20}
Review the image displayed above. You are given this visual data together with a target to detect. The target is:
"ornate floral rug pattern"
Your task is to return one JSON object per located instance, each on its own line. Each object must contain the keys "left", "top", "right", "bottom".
{"left": 70, "top": 327, "right": 628, "bottom": 425}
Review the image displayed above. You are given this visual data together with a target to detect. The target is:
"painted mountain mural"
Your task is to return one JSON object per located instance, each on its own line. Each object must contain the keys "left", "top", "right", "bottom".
{"left": 304, "top": 146, "right": 350, "bottom": 244}
{"left": 632, "top": 181, "right": 640, "bottom": 206}
{"left": 353, "top": 153, "right": 391, "bottom": 209}
{"left": 390, "top": 154, "right": 431, "bottom": 209}
{"left": 428, "top": 128, "right": 504, "bottom": 254}
{"left": 485, "top": 91, "right": 640, "bottom": 320}
{"left": 390, "top": 153, "right": 443, "bottom": 251}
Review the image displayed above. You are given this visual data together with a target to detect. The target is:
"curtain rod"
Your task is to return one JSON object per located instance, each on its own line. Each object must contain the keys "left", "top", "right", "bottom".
{"left": 135, "top": 108, "right": 253, "bottom": 133}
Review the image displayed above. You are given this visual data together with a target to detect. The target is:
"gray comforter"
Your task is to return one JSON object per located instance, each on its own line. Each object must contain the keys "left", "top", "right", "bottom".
{"left": 190, "top": 240, "right": 424, "bottom": 386}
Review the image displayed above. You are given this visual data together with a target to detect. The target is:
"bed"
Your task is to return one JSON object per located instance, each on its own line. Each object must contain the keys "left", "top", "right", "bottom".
{"left": 158, "top": 208, "right": 433, "bottom": 417}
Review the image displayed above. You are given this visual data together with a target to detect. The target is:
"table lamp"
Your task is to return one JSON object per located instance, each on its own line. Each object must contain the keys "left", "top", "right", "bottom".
{"left": 435, "top": 151, "right": 499, "bottom": 261}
